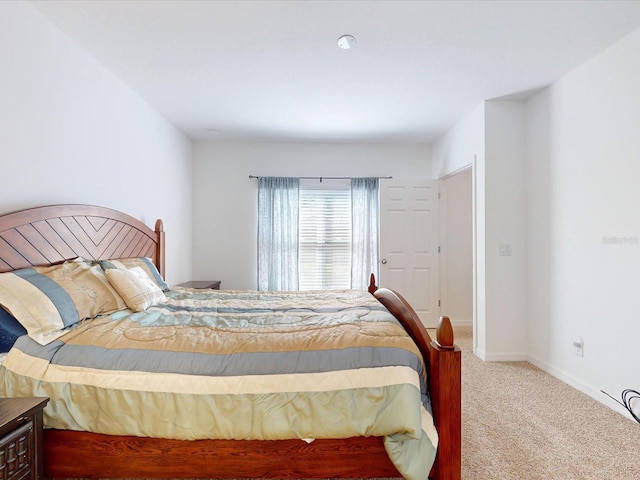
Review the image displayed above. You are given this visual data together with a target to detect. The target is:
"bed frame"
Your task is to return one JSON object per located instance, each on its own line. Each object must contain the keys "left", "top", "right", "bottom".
{"left": 0, "top": 204, "right": 461, "bottom": 480}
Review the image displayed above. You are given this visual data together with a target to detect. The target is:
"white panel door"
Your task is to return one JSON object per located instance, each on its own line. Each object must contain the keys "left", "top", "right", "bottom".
{"left": 379, "top": 179, "right": 440, "bottom": 327}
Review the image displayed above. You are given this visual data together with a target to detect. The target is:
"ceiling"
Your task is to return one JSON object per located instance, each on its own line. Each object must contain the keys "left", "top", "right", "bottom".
{"left": 30, "top": 0, "right": 640, "bottom": 143}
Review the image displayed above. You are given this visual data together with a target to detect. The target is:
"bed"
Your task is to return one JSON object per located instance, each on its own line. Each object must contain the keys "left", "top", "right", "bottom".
{"left": 0, "top": 204, "right": 461, "bottom": 480}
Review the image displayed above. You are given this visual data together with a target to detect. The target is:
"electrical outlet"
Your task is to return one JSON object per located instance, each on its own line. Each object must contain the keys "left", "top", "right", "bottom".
{"left": 572, "top": 336, "right": 584, "bottom": 357}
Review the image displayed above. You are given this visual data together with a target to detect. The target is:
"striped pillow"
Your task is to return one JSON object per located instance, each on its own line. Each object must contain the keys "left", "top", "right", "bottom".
{"left": 105, "top": 266, "right": 167, "bottom": 312}
{"left": 100, "top": 257, "right": 169, "bottom": 291}
{"left": 0, "top": 258, "right": 127, "bottom": 345}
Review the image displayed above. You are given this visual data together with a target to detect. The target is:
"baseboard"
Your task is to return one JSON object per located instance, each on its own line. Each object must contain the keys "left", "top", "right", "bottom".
{"left": 480, "top": 351, "right": 528, "bottom": 362}
{"left": 450, "top": 318, "right": 472, "bottom": 327}
{"left": 527, "top": 355, "right": 634, "bottom": 421}
{"left": 474, "top": 347, "right": 487, "bottom": 361}
{"left": 472, "top": 346, "right": 527, "bottom": 362}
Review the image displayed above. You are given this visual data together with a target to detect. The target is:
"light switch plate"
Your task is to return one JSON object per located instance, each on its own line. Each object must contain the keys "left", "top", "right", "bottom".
{"left": 499, "top": 243, "right": 512, "bottom": 256}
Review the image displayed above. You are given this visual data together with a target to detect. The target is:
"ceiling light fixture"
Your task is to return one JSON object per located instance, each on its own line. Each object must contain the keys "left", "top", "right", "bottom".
{"left": 337, "top": 34, "right": 356, "bottom": 50}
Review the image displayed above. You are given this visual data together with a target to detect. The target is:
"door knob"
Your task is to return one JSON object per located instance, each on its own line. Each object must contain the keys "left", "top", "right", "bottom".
{"left": 381, "top": 259, "right": 387, "bottom": 264}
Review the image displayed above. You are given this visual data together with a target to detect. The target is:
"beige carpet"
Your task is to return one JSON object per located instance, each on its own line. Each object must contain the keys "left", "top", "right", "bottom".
{"left": 456, "top": 327, "right": 639, "bottom": 479}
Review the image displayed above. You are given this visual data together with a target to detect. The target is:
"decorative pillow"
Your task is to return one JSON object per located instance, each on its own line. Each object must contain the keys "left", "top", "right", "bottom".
{"left": 100, "top": 257, "right": 169, "bottom": 291}
{"left": 0, "top": 258, "right": 127, "bottom": 345}
{"left": 105, "top": 266, "right": 167, "bottom": 312}
{"left": 0, "top": 307, "right": 27, "bottom": 353}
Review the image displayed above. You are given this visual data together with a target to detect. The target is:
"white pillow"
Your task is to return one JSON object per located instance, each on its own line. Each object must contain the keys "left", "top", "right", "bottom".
{"left": 105, "top": 266, "right": 167, "bottom": 312}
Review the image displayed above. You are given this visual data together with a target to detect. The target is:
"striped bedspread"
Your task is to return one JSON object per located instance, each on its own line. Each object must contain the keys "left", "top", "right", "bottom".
{"left": 0, "top": 288, "right": 437, "bottom": 479}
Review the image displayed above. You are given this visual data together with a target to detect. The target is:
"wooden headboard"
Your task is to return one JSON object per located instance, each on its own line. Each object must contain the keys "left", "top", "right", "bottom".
{"left": 0, "top": 204, "right": 165, "bottom": 277}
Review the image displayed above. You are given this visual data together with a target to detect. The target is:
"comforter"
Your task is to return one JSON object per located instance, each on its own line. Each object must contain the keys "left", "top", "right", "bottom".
{"left": 0, "top": 288, "right": 437, "bottom": 479}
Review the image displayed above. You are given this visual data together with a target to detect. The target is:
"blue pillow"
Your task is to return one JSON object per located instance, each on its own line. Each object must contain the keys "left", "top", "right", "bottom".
{"left": 0, "top": 307, "right": 27, "bottom": 352}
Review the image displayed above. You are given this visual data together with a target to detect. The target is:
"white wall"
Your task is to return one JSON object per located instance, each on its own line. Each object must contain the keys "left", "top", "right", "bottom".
{"left": 433, "top": 101, "right": 528, "bottom": 360}
{"left": 526, "top": 27, "right": 640, "bottom": 418}
{"left": 192, "top": 141, "right": 431, "bottom": 289}
{"left": 0, "top": 2, "right": 193, "bottom": 285}
{"left": 483, "top": 101, "right": 527, "bottom": 360}
{"left": 431, "top": 104, "right": 484, "bottom": 179}
{"left": 433, "top": 26, "right": 640, "bottom": 419}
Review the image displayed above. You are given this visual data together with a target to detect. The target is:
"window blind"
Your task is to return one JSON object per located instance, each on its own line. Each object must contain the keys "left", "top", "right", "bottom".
{"left": 298, "top": 180, "right": 352, "bottom": 290}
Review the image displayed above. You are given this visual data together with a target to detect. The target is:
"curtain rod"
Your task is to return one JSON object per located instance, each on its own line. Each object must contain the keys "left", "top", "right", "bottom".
{"left": 249, "top": 175, "right": 392, "bottom": 180}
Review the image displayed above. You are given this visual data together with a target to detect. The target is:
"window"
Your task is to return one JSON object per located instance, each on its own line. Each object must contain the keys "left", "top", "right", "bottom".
{"left": 257, "top": 176, "right": 379, "bottom": 292}
{"left": 298, "top": 179, "right": 351, "bottom": 290}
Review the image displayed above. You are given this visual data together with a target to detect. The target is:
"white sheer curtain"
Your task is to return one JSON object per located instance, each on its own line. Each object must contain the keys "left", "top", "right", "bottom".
{"left": 350, "top": 177, "right": 379, "bottom": 289}
{"left": 257, "top": 177, "right": 300, "bottom": 291}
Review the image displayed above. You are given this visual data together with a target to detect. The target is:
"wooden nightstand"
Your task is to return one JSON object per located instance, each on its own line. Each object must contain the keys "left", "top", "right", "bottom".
{"left": 176, "top": 280, "right": 221, "bottom": 290}
{"left": 0, "top": 397, "right": 49, "bottom": 480}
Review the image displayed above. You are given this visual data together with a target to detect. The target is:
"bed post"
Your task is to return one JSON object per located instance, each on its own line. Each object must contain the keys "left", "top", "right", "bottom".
{"left": 367, "top": 273, "right": 377, "bottom": 294}
{"left": 429, "top": 316, "right": 461, "bottom": 480}
{"left": 155, "top": 219, "right": 165, "bottom": 279}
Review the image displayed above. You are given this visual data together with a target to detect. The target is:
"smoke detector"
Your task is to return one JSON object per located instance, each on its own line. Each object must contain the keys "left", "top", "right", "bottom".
{"left": 337, "top": 34, "right": 356, "bottom": 50}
